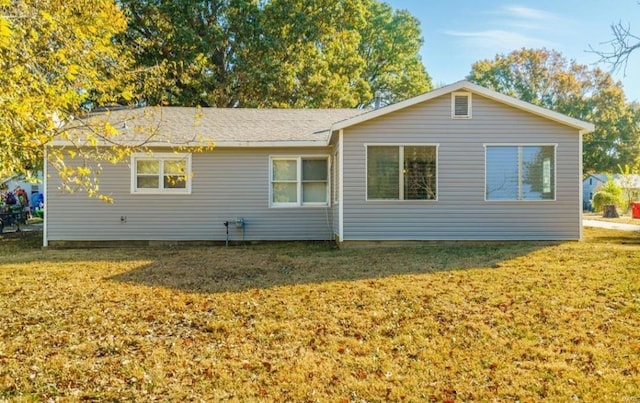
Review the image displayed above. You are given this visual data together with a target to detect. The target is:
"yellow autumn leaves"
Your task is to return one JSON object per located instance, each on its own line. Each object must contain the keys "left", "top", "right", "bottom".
{"left": 0, "top": 0, "right": 135, "bottom": 198}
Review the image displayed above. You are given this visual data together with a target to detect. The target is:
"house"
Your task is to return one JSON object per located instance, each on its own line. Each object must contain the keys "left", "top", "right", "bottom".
{"left": 583, "top": 173, "right": 640, "bottom": 210}
{"left": 583, "top": 174, "right": 607, "bottom": 211}
{"left": 2, "top": 171, "right": 44, "bottom": 214}
{"left": 2, "top": 172, "right": 43, "bottom": 196}
{"left": 616, "top": 175, "right": 640, "bottom": 202}
{"left": 43, "top": 81, "right": 595, "bottom": 247}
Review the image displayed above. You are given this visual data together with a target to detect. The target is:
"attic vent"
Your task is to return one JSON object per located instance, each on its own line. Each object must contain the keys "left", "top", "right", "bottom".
{"left": 452, "top": 92, "right": 472, "bottom": 119}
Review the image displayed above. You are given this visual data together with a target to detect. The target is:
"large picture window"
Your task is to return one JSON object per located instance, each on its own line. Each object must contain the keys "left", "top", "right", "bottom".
{"left": 270, "top": 156, "right": 329, "bottom": 207}
{"left": 367, "top": 145, "right": 437, "bottom": 200}
{"left": 131, "top": 153, "right": 191, "bottom": 194}
{"left": 485, "top": 145, "right": 555, "bottom": 201}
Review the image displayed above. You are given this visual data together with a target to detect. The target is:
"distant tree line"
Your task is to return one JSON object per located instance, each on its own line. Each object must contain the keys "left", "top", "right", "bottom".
{"left": 117, "top": 0, "right": 432, "bottom": 108}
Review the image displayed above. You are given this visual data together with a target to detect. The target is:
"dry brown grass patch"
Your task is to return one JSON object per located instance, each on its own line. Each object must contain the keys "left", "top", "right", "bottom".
{"left": 1, "top": 229, "right": 639, "bottom": 401}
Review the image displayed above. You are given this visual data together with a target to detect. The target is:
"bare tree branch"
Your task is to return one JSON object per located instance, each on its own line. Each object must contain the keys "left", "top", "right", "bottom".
{"left": 591, "top": 20, "right": 640, "bottom": 75}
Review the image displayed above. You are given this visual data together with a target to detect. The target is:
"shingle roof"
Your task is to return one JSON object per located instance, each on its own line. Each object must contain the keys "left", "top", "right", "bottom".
{"left": 60, "top": 107, "right": 365, "bottom": 146}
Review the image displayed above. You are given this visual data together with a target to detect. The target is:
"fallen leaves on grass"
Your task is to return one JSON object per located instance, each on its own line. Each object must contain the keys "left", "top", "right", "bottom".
{"left": 0, "top": 229, "right": 639, "bottom": 401}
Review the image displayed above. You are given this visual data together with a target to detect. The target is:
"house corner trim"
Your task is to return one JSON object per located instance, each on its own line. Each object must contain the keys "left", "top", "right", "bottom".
{"left": 338, "top": 129, "right": 344, "bottom": 242}
{"left": 43, "top": 147, "right": 48, "bottom": 247}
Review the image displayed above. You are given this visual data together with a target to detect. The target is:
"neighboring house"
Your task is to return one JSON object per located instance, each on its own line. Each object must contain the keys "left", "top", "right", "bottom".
{"left": 583, "top": 173, "right": 640, "bottom": 210}
{"left": 583, "top": 174, "right": 607, "bottom": 211}
{"left": 613, "top": 174, "right": 640, "bottom": 205}
{"left": 2, "top": 172, "right": 44, "bottom": 214}
{"left": 44, "top": 81, "right": 595, "bottom": 247}
{"left": 2, "top": 172, "right": 43, "bottom": 196}
{"left": 617, "top": 175, "right": 640, "bottom": 202}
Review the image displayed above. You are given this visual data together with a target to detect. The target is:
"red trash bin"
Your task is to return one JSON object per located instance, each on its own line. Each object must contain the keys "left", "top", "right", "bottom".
{"left": 632, "top": 202, "right": 640, "bottom": 219}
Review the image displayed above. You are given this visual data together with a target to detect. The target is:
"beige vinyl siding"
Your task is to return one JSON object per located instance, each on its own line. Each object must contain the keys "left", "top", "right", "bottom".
{"left": 342, "top": 93, "right": 581, "bottom": 241}
{"left": 46, "top": 147, "right": 334, "bottom": 242}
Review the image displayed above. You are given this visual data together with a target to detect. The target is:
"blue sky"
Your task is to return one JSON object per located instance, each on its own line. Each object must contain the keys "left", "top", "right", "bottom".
{"left": 385, "top": 0, "right": 640, "bottom": 102}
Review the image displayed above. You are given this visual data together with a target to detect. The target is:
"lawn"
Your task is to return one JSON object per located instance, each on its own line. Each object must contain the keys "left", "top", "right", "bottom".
{"left": 584, "top": 211, "right": 640, "bottom": 226}
{"left": 1, "top": 229, "right": 639, "bottom": 401}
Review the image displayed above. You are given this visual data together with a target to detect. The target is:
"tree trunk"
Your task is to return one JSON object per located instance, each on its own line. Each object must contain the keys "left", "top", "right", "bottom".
{"left": 603, "top": 204, "right": 619, "bottom": 218}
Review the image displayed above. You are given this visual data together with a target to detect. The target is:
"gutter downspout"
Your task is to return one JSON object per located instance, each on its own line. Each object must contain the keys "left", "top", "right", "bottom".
{"left": 338, "top": 129, "right": 344, "bottom": 242}
{"left": 43, "top": 147, "right": 48, "bottom": 247}
{"left": 579, "top": 132, "right": 584, "bottom": 241}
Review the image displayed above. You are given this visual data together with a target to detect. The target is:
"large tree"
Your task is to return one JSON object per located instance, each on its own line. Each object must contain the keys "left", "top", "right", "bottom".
{"left": 249, "top": 0, "right": 369, "bottom": 108}
{"left": 357, "top": 0, "right": 430, "bottom": 106}
{"left": 468, "top": 48, "right": 640, "bottom": 174}
{"left": 118, "top": 0, "right": 262, "bottom": 107}
{"left": 118, "top": 0, "right": 431, "bottom": 108}
{"left": 0, "top": 1, "right": 128, "bottom": 190}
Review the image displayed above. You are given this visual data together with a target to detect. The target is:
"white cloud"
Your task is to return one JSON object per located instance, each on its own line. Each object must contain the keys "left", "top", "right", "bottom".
{"left": 446, "top": 29, "right": 554, "bottom": 52}
{"left": 500, "top": 5, "right": 564, "bottom": 30}
{"left": 445, "top": 4, "right": 563, "bottom": 53}
{"left": 502, "top": 5, "right": 559, "bottom": 22}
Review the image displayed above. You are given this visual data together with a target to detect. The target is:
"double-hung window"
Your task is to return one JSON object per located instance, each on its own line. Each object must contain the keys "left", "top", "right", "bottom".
{"left": 270, "top": 156, "right": 329, "bottom": 207}
{"left": 131, "top": 153, "right": 191, "bottom": 194}
{"left": 367, "top": 145, "right": 438, "bottom": 200}
{"left": 485, "top": 145, "right": 555, "bottom": 201}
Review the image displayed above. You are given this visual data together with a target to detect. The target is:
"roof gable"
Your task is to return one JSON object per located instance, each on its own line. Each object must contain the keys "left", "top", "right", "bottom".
{"left": 584, "top": 174, "right": 607, "bottom": 184}
{"left": 331, "top": 80, "right": 595, "bottom": 134}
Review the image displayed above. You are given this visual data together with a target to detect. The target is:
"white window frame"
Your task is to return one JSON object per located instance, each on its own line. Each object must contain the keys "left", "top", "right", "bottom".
{"left": 484, "top": 144, "right": 557, "bottom": 202}
{"left": 269, "top": 155, "right": 330, "bottom": 208}
{"left": 130, "top": 152, "right": 192, "bottom": 194}
{"left": 451, "top": 91, "right": 472, "bottom": 119}
{"left": 365, "top": 143, "right": 439, "bottom": 202}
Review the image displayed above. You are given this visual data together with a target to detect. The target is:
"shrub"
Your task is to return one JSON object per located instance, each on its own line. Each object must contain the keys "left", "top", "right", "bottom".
{"left": 591, "top": 175, "right": 625, "bottom": 212}
{"left": 601, "top": 176, "right": 623, "bottom": 197}
{"left": 592, "top": 191, "right": 616, "bottom": 212}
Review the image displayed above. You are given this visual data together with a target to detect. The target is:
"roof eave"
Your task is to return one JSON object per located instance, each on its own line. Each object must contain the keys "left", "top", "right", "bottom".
{"left": 47, "top": 139, "right": 330, "bottom": 148}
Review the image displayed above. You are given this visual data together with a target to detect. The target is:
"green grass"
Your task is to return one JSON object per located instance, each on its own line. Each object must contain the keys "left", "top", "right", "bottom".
{"left": 1, "top": 229, "right": 639, "bottom": 401}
